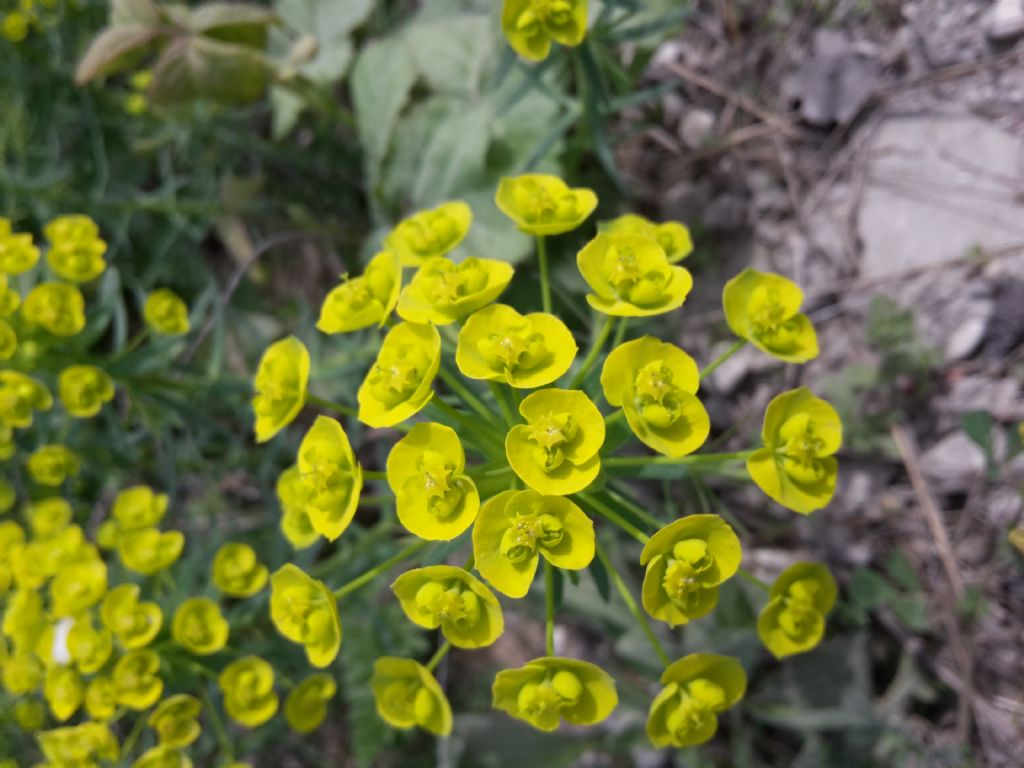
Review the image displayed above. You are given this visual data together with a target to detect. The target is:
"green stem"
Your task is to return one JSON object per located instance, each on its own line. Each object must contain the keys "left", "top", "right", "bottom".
{"left": 112, "top": 328, "right": 149, "bottom": 360}
{"left": 570, "top": 313, "right": 615, "bottom": 389}
{"left": 333, "top": 540, "right": 430, "bottom": 599}
{"left": 359, "top": 494, "right": 393, "bottom": 506}
{"left": 488, "top": 381, "right": 519, "bottom": 428}
{"left": 699, "top": 339, "right": 746, "bottom": 381}
{"left": 425, "top": 640, "right": 452, "bottom": 673}
{"left": 363, "top": 470, "right": 387, "bottom": 481}
{"left": 611, "top": 316, "right": 629, "bottom": 348}
{"left": 437, "top": 365, "right": 498, "bottom": 426}
{"left": 739, "top": 568, "right": 772, "bottom": 592}
{"left": 431, "top": 395, "right": 504, "bottom": 454}
{"left": 595, "top": 540, "right": 670, "bottom": 668}
{"left": 120, "top": 711, "right": 148, "bottom": 761}
{"left": 577, "top": 492, "right": 650, "bottom": 544}
{"left": 602, "top": 450, "right": 755, "bottom": 469}
{"left": 544, "top": 559, "right": 556, "bottom": 656}
{"left": 200, "top": 684, "right": 233, "bottom": 761}
{"left": 604, "top": 486, "right": 664, "bottom": 530}
{"left": 537, "top": 235, "right": 551, "bottom": 314}
{"left": 604, "top": 408, "right": 625, "bottom": 427}
{"left": 306, "top": 393, "right": 358, "bottom": 419}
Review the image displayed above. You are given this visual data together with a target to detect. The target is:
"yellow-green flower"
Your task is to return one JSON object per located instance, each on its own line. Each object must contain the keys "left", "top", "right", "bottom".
{"left": 85, "top": 675, "right": 117, "bottom": 720}
{"left": 317, "top": 250, "right": 401, "bottom": 333}
{"left": 3, "top": 588, "right": 44, "bottom": 645}
{"left": 392, "top": 565, "right": 504, "bottom": 648}
{"left": 36, "top": 722, "right": 119, "bottom": 765}
{"left": 370, "top": 656, "right": 452, "bottom": 736}
{"left": 296, "top": 416, "right": 363, "bottom": 541}
{"left": 26, "top": 444, "right": 80, "bottom": 486}
{"left": 0, "top": 480, "right": 13, "bottom": 513}
{"left": 113, "top": 649, "right": 164, "bottom": 710}
{"left": 144, "top": 289, "right": 190, "bottom": 335}
{"left": 44, "top": 664, "right": 84, "bottom": 722}
{"left": 577, "top": 233, "right": 693, "bottom": 317}
{"left": 252, "top": 336, "right": 310, "bottom": 443}
{"left": 397, "top": 256, "right": 514, "bottom": 325}
{"left": 149, "top": 693, "right": 202, "bottom": 747}
{"left": 492, "top": 657, "right": 617, "bottom": 732}
{"left": 0, "top": 274, "right": 19, "bottom": 316}
{"left": 270, "top": 564, "right": 342, "bottom": 667}
{"left": 640, "top": 515, "right": 742, "bottom": 627}
{"left": 2, "top": 650, "right": 43, "bottom": 694}
{"left": 59, "top": 364, "right": 115, "bottom": 418}
{"left": 357, "top": 321, "right": 441, "bottom": 428}
{"left": 647, "top": 653, "right": 746, "bottom": 748}
{"left": 118, "top": 526, "right": 184, "bottom": 575}
{"left": 474, "top": 489, "right": 594, "bottom": 598}
{"left": 172, "top": 597, "right": 229, "bottom": 656}
{"left": 218, "top": 656, "right": 278, "bottom": 727}
{"left": 44, "top": 214, "right": 108, "bottom": 283}
{"left": 10, "top": 526, "right": 88, "bottom": 590}
{"left": 723, "top": 268, "right": 819, "bottom": 363}
{"left": 132, "top": 745, "right": 193, "bottom": 768}
{"left": 495, "top": 175, "right": 596, "bottom": 236}
{"left": 601, "top": 214, "right": 693, "bottom": 263}
{"left": 506, "top": 389, "right": 604, "bottom": 495}
{"left": 285, "top": 673, "right": 336, "bottom": 733}
{"left": 0, "top": 424, "right": 13, "bottom": 461}
{"left": 101, "top": 584, "right": 163, "bottom": 649}
{"left": 113, "top": 484, "right": 168, "bottom": 531}
{"left": 50, "top": 556, "right": 107, "bottom": 617}
{"left": 0, "top": 370, "right": 52, "bottom": 428}
{"left": 212, "top": 542, "right": 269, "bottom": 597}
{"left": 22, "top": 282, "right": 86, "bottom": 336}
{"left": 276, "top": 465, "right": 320, "bottom": 550}
{"left": 501, "top": 0, "right": 588, "bottom": 61}
{"left": 0, "top": 219, "right": 39, "bottom": 274}
{"left": 0, "top": 319, "right": 15, "bottom": 360}
{"left": 67, "top": 615, "right": 113, "bottom": 674}
{"left": 14, "top": 697, "right": 45, "bottom": 730}
{"left": 747, "top": 387, "right": 841, "bottom": 515}
{"left": 386, "top": 423, "right": 479, "bottom": 541}
{"left": 757, "top": 562, "right": 837, "bottom": 659}
{"left": 27, "top": 497, "right": 73, "bottom": 537}
{"left": 384, "top": 201, "right": 472, "bottom": 267}
{"left": 456, "top": 304, "right": 576, "bottom": 388}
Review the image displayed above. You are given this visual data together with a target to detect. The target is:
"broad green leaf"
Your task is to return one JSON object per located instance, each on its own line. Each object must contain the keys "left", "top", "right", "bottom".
{"left": 74, "top": 24, "right": 161, "bottom": 84}
{"left": 403, "top": 14, "right": 492, "bottom": 97}
{"left": 412, "top": 102, "right": 491, "bottom": 203}
{"left": 190, "top": 3, "right": 278, "bottom": 48}
{"left": 149, "top": 36, "right": 272, "bottom": 106}
{"left": 276, "top": 0, "right": 373, "bottom": 82}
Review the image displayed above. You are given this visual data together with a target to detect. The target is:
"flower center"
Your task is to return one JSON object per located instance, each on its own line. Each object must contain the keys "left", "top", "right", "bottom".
{"left": 777, "top": 413, "right": 828, "bottom": 485}
{"left": 602, "top": 244, "right": 669, "bottom": 305}
{"left": 403, "top": 212, "right": 459, "bottom": 257}
{"left": 748, "top": 286, "right": 800, "bottom": 347}
{"left": 778, "top": 579, "right": 822, "bottom": 641}
{"left": 665, "top": 678, "right": 725, "bottom": 742}
{"left": 416, "top": 451, "right": 467, "bottom": 520}
{"left": 369, "top": 344, "right": 429, "bottom": 407}
{"left": 518, "top": 0, "right": 574, "bottom": 34}
{"left": 633, "top": 361, "right": 683, "bottom": 428}
{"left": 478, "top": 321, "right": 546, "bottom": 375}
{"left": 414, "top": 581, "right": 481, "bottom": 629}
{"left": 661, "top": 539, "right": 715, "bottom": 608}
{"left": 526, "top": 412, "right": 577, "bottom": 472}
{"left": 500, "top": 510, "right": 564, "bottom": 562}
{"left": 422, "top": 260, "right": 487, "bottom": 306}
{"left": 301, "top": 448, "right": 354, "bottom": 505}
{"left": 517, "top": 670, "right": 581, "bottom": 719}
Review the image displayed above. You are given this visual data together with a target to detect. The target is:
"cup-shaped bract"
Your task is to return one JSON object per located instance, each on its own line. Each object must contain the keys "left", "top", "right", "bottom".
{"left": 252, "top": 336, "right": 310, "bottom": 444}
{"left": 0, "top": 318, "right": 15, "bottom": 360}
{"left": 501, "top": 0, "right": 588, "bottom": 61}
{"left": 723, "top": 268, "right": 819, "bottom": 363}
{"left": 45, "top": 214, "right": 108, "bottom": 283}
{"left": 101, "top": 584, "right": 162, "bottom": 649}
{"left": 50, "top": 556, "right": 106, "bottom": 618}
{"left": 296, "top": 416, "right": 363, "bottom": 541}
{"left": 506, "top": 389, "right": 604, "bottom": 495}
{"left": 22, "top": 282, "right": 86, "bottom": 336}
{"left": 143, "top": 289, "right": 190, "bottom": 336}
{"left": 474, "top": 489, "right": 595, "bottom": 598}
{"left": 285, "top": 673, "right": 336, "bottom": 734}
{"left": 0, "top": 219, "right": 40, "bottom": 274}
{"left": 59, "top": 365, "right": 115, "bottom": 418}
{"left": 212, "top": 542, "right": 269, "bottom": 597}
{"left": 392, "top": 565, "right": 504, "bottom": 648}
{"left": 26, "top": 444, "right": 79, "bottom": 486}
{"left": 601, "top": 214, "right": 693, "bottom": 263}
{"left": 384, "top": 201, "right": 472, "bottom": 267}
{"left": 747, "top": 387, "right": 841, "bottom": 515}
{"left": 492, "top": 657, "right": 617, "bottom": 732}
{"left": 148, "top": 694, "right": 202, "bottom": 748}
{"left": 577, "top": 233, "right": 693, "bottom": 317}
{"left": 132, "top": 745, "right": 193, "bottom": 768}
{"left": 601, "top": 337, "right": 710, "bottom": 458}
{"left": 397, "top": 256, "right": 514, "bottom": 325}
{"left": 112, "top": 485, "right": 168, "bottom": 532}
{"left": 495, "top": 174, "right": 596, "bottom": 236}
{"left": 36, "top": 722, "right": 119, "bottom": 766}
{"left": 270, "top": 564, "right": 342, "bottom": 667}
{"left": 371, "top": 656, "right": 452, "bottom": 736}
{"left": 117, "top": 527, "right": 184, "bottom": 576}
{"left": 358, "top": 322, "right": 441, "bottom": 428}
{"left": 85, "top": 676, "right": 116, "bottom": 720}
{"left": 457, "top": 304, "right": 576, "bottom": 388}
{"left": 647, "top": 653, "right": 746, "bottom": 748}
{"left": 318, "top": 250, "right": 401, "bottom": 333}
{"left": 386, "top": 423, "right": 479, "bottom": 541}
{"left": 44, "top": 664, "right": 83, "bottom": 722}
{"left": 0, "top": 371, "right": 52, "bottom": 428}
{"left": 276, "top": 465, "right": 320, "bottom": 550}
{"left": 27, "top": 498, "right": 72, "bottom": 537}
{"left": 67, "top": 616, "right": 113, "bottom": 674}
{"left": 112, "top": 649, "right": 163, "bottom": 710}
{"left": 172, "top": 597, "right": 229, "bottom": 656}
{"left": 219, "top": 656, "right": 278, "bottom": 727}
{"left": 640, "top": 515, "right": 742, "bottom": 627}
{"left": 757, "top": 562, "right": 837, "bottom": 659}
{"left": 0, "top": 274, "right": 20, "bottom": 316}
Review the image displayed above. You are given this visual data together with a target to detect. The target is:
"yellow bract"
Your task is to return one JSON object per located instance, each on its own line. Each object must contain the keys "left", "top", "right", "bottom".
{"left": 212, "top": 542, "right": 269, "bottom": 597}
{"left": 722, "top": 268, "right": 819, "bottom": 363}
{"left": 172, "top": 597, "right": 229, "bottom": 655}
{"left": 144, "top": 289, "right": 190, "bottom": 335}
{"left": 506, "top": 389, "right": 604, "bottom": 495}
{"left": 44, "top": 214, "right": 108, "bottom": 283}
{"left": 357, "top": 321, "right": 440, "bottom": 428}
{"left": 101, "top": 584, "right": 163, "bottom": 649}
{"left": 640, "top": 515, "right": 742, "bottom": 627}
{"left": 285, "top": 673, "right": 336, "bottom": 733}
{"left": 496, "top": 174, "right": 596, "bottom": 236}
{"left": 36, "top": 722, "right": 119, "bottom": 766}
{"left": 67, "top": 615, "right": 113, "bottom": 674}
{"left": 0, "top": 218, "right": 40, "bottom": 274}
{"left": 0, "top": 371, "right": 52, "bottom": 428}
{"left": 456, "top": 304, "right": 576, "bottom": 388}
{"left": 601, "top": 214, "right": 693, "bottom": 263}
{"left": 276, "top": 465, "right": 320, "bottom": 550}
{"left": 44, "top": 664, "right": 83, "bottom": 722}
{"left": 317, "top": 250, "right": 401, "bottom": 333}
{"left": 577, "top": 233, "right": 693, "bottom": 317}
{"left": 27, "top": 498, "right": 72, "bottom": 537}
{"left": 50, "top": 556, "right": 107, "bottom": 618}
{"left": 113, "top": 485, "right": 168, "bottom": 532}
{"left": 85, "top": 675, "right": 117, "bottom": 720}
{"left": 746, "top": 387, "right": 841, "bottom": 515}
{"left": 0, "top": 319, "right": 15, "bottom": 360}
{"left": 392, "top": 565, "right": 504, "bottom": 648}
{"left": 601, "top": 336, "right": 710, "bottom": 458}
{"left": 58, "top": 364, "right": 115, "bottom": 418}
{"left": 26, "top": 444, "right": 80, "bottom": 486}
{"left": 131, "top": 745, "right": 193, "bottom": 768}
{"left": 386, "top": 423, "right": 479, "bottom": 541}
{"left": 474, "top": 489, "right": 594, "bottom": 598}
{"left": 757, "top": 562, "right": 837, "bottom": 659}
{"left": 149, "top": 693, "right": 202, "bottom": 748}
{"left": 397, "top": 256, "right": 514, "bottom": 325}
{"left": 117, "top": 527, "right": 184, "bottom": 575}
{"left": 492, "top": 657, "right": 617, "bottom": 732}
{"left": 500, "top": 0, "right": 588, "bottom": 62}
{"left": 270, "top": 564, "right": 342, "bottom": 667}
{"left": 0, "top": 274, "right": 21, "bottom": 316}
{"left": 252, "top": 336, "right": 310, "bottom": 444}
{"left": 384, "top": 201, "right": 472, "bottom": 267}
{"left": 113, "top": 649, "right": 164, "bottom": 710}
{"left": 22, "top": 282, "right": 86, "bottom": 336}
{"left": 296, "top": 416, "right": 363, "bottom": 541}
{"left": 371, "top": 656, "right": 452, "bottom": 736}
{"left": 219, "top": 656, "right": 278, "bottom": 727}
{"left": 648, "top": 654, "right": 746, "bottom": 748}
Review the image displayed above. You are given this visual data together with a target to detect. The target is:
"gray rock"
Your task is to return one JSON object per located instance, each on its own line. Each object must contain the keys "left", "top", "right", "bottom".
{"left": 920, "top": 432, "right": 987, "bottom": 490}
{"left": 783, "top": 28, "right": 880, "bottom": 125}
{"left": 945, "top": 314, "right": 990, "bottom": 361}
{"left": 941, "top": 375, "right": 1024, "bottom": 420}
{"left": 678, "top": 108, "right": 715, "bottom": 149}
{"left": 985, "top": 0, "right": 1024, "bottom": 41}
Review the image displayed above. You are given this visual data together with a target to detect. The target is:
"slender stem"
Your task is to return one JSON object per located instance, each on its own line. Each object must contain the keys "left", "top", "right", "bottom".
{"left": 468, "top": 465, "right": 513, "bottom": 481}
{"left": 431, "top": 395, "right": 504, "bottom": 453}
{"left": 463, "top": 554, "right": 475, "bottom": 571}
{"left": 200, "top": 684, "right": 233, "bottom": 761}
{"left": 363, "top": 470, "right": 387, "bottom": 481}
{"left": 595, "top": 540, "right": 671, "bottom": 668}
{"left": 112, "top": 328, "right": 150, "bottom": 360}
{"left": 611, "top": 316, "right": 629, "bottom": 348}
{"left": 602, "top": 450, "right": 756, "bottom": 469}
{"left": 544, "top": 560, "right": 556, "bottom": 656}
{"left": 699, "top": 339, "right": 746, "bottom": 381}
{"left": 739, "top": 568, "right": 772, "bottom": 592}
{"left": 306, "top": 393, "right": 358, "bottom": 419}
{"left": 437, "top": 365, "right": 497, "bottom": 426}
{"left": 359, "top": 495, "right": 393, "bottom": 506}
{"left": 604, "top": 408, "right": 625, "bottom": 427}
{"left": 120, "top": 710, "right": 148, "bottom": 760}
{"left": 604, "top": 486, "right": 664, "bottom": 530}
{"left": 333, "top": 540, "right": 430, "bottom": 599}
{"left": 577, "top": 492, "right": 650, "bottom": 544}
{"left": 570, "top": 313, "right": 615, "bottom": 389}
{"left": 425, "top": 640, "right": 452, "bottom": 673}
{"left": 537, "top": 235, "right": 552, "bottom": 314}
{"left": 488, "top": 381, "right": 518, "bottom": 428}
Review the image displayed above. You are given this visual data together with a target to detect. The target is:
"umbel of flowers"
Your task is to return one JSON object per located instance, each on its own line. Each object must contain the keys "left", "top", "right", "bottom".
{"left": 250, "top": 167, "right": 843, "bottom": 749}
